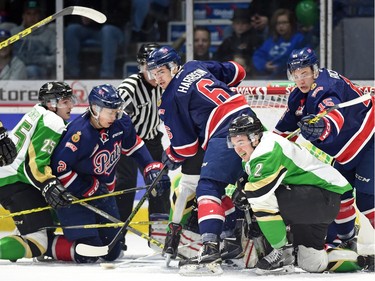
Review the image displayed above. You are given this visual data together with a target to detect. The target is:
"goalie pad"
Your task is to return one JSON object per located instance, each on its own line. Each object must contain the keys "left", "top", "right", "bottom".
{"left": 297, "top": 245, "right": 328, "bottom": 273}
{"left": 178, "top": 229, "right": 202, "bottom": 258}
{"left": 326, "top": 248, "right": 361, "bottom": 272}
{"left": 149, "top": 213, "right": 169, "bottom": 252}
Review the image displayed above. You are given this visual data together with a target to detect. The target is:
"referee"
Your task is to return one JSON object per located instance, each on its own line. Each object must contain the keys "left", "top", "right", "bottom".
{"left": 115, "top": 43, "right": 170, "bottom": 249}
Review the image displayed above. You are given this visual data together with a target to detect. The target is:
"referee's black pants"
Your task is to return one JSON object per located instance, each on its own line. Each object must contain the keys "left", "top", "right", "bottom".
{"left": 115, "top": 131, "right": 170, "bottom": 225}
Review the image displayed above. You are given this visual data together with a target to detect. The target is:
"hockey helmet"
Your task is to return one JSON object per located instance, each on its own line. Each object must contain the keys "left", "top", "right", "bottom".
{"left": 228, "top": 115, "right": 263, "bottom": 148}
{"left": 38, "top": 81, "right": 75, "bottom": 107}
{"left": 287, "top": 47, "right": 319, "bottom": 81}
{"left": 146, "top": 45, "right": 181, "bottom": 71}
{"left": 137, "top": 42, "right": 161, "bottom": 65}
{"left": 88, "top": 84, "right": 124, "bottom": 120}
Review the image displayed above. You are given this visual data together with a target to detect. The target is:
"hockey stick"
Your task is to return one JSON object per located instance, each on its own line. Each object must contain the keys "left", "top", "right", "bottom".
{"left": 72, "top": 196, "right": 168, "bottom": 252}
{"left": 0, "top": 185, "right": 148, "bottom": 219}
{"left": 0, "top": 6, "right": 106, "bottom": 50}
{"left": 76, "top": 165, "right": 168, "bottom": 257}
{"left": 40, "top": 220, "right": 168, "bottom": 231}
{"left": 287, "top": 92, "right": 374, "bottom": 140}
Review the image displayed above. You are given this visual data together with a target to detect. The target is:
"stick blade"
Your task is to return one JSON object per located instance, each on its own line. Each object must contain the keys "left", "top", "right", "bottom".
{"left": 75, "top": 243, "right": 109, "bottom": 257}
{"left": 70, "top": 6, "right": 107, "bottom": 23}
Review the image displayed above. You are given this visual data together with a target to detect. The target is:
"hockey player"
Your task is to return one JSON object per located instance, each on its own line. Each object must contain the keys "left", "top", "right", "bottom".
{"left": 47, "top": 84, "right": 170, "bottom": 263}
{"left": 146, "top": 45, "right": 257, "bottom": 273}
{"left": 228, "top": 115, "right": 360, "bottom": 274}
{"left": 0, "top": 120, "right": 17, "bottom": 167}
{"left": 115, "top": 43, "right": 171, "bottom": 251}
{"left": 0, "top": 82, "right": 76, "bottom": 261}
{"left": 274, "top": 47, "right": 374, "bottom": 247}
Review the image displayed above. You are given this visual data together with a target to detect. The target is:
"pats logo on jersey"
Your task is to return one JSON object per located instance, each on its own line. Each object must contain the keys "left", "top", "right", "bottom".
{"left": 71, "top": 131, "right": 81, "bottom": 142}
{"left": 100, "top": 129, "right": 109, "bottom": 144}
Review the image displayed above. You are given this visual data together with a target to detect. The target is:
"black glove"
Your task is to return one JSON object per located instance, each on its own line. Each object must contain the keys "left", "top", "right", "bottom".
{"left": 231, "top": 187, "right": 250, "bottom": 211}
{"left": 42, "top": 178, "right": 74, "bottom": 209}
{"left": 0, "top": 126, "right": 17, "bottom": 167}
{"left": 162, "top": 146, "right": 185, "bottom": 171}
{"left": 297, "top": 114, "right": 331, "bottom": 141}
{"left": 236, "top": 172, "right": 249, "bottom": 190}
{"left": 143, "top": 162, "right": 171, "bottom": 197}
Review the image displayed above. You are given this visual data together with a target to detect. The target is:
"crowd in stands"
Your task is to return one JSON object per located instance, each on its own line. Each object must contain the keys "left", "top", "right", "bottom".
{"left": 0, "top": 0, "right": 373, "bottom": 80}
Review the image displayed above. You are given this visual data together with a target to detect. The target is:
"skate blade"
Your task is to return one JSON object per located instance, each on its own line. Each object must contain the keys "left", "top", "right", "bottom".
{"left": 165, "top": 253, "right": 172, "bottom": 267}
{"left": 255, "top": 264, "right": 295, "bottom": 275}
{"left": 179, "top": 263, "right": 223, "bottom": 276}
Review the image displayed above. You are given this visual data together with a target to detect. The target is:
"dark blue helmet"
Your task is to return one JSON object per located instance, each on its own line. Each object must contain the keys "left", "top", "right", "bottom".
{"left": 287, "top": 47, "right": 318, "bottom": 72}
{"left": 88, "top": 84, "right": 123, "bottom": 109}
{"left": 146, "top": 46, "right": 181, "bottom": 71}
{"left": 287, "top": 47, "right": 319, "bottom": 81}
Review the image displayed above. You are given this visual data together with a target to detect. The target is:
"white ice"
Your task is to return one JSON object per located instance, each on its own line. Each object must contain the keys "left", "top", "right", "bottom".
{"left": 0, "top": 232, "right": 373, "bottom": 281}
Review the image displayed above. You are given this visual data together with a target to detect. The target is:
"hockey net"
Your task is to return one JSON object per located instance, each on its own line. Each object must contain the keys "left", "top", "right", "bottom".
{"left": 231, "top": 86, "right": 294, "bottom": 133}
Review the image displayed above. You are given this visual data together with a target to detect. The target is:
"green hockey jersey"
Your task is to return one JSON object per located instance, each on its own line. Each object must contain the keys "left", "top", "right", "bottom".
{"left": 243, "top": 132, "right": 352, "bottom": 203}
{"left": 0, "top": 105, "right": 66, "bottom": 190}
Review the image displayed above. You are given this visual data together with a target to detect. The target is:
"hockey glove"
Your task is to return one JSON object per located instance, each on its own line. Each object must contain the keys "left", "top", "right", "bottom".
{"left": 231, "top": 187, "right": 250, "bottom": 211}
{"left": 162, "top": 146, "right": 185, "bottom": 171}
{"left": 42, "top": 178, "right": 73, "bottom": 209}
{"left": 298, "top": 114, "right": 331, "bottom": 141}
{"left": 144, "top": 162, "right": 171, "bottom": 197}
{"left": 0, "top": 126, "right": 17, "bottom": 167}
{"left": 236, "top": 171, "right": 249, "bottom": 190}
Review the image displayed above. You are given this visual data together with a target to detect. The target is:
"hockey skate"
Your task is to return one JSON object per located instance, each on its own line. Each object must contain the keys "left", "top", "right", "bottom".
{"left": 162, "top": 222, "right": 182, "bottom": 266}
{"left": 179, "top": 241, "right": 223, "bottom": 276}
{"left": 358, "top": 255, "right": 375, "bottom": 272}
{"left": 337, "top": 237, "right": 357, "bottom": 251}
{"left": 255, "top": 244, "right": 295, "bottom": 275}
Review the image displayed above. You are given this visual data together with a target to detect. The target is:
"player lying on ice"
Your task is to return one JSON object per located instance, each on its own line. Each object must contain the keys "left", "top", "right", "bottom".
{"left": 228, "top": 114, "right": 374, "bottom": 274}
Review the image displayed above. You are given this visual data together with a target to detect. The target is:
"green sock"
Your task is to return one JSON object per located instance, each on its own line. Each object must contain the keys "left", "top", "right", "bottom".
{"left": 0, "top": 236, "right": 26, "bottom": 260}
{"left": 258, "top": 219, "right": 288, "bottom": 249}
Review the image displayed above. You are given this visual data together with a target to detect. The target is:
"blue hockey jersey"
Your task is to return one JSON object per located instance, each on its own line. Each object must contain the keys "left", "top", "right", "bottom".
{"left": 50, "top": 111, "right": 153, "bottom": 197}
{"left": 158, "top": 60, "right": 253, "bottom": 158}
{"left": 275, "top": 68, "right": 374, "bottom": 165}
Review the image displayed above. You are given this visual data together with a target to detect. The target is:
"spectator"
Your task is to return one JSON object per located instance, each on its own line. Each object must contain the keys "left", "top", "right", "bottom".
{"left": 0, "top": 29, "right": 27, "bottom": 80}
{"left": 131, "top": 0, "right": 170, "bottom": 42}
{"left": 214, "top": 8, "right": 262, "bottom": 69}
{"left": 172, "top": 26, "right": 213, "bottom": 63}
{"left": 64, "top": 0, "right": 131, "bottom": 79}
{"left": 10, "top": 0, "right": 56, "bottom": 79}
{"left": 252, "top": 8, "right": 305, "bottom": 79}
{"left": 193, "top": 26, "right": 212, "bottom": 61}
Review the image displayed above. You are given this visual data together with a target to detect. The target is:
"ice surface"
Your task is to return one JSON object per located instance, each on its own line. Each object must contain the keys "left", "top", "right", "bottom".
{"left": 0, "top": 232, "right": 373, "bottom": 281}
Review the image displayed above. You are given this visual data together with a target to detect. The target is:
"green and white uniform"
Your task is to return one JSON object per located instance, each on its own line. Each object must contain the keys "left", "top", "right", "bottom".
{"left": 243, "top": 132, "right": 351, "bottom": 248}
{"left": 0, "top": 104, "right": 66, "bottom": 189}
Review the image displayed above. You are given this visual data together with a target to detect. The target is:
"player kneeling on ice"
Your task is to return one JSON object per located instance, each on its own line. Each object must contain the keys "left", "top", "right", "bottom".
{"left": 44, "top": 84, "right": 170, "bottom": 263}
{"left": 228, "top": 114, "right": 366, "bottom": 274}
{"left": 0, "top": 82, "right": 76, "bottom": 261}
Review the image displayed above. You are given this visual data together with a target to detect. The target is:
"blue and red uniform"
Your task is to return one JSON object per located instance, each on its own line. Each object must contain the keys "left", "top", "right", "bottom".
{"left": 50, "top": 111, "right": 155, "bottom": 262}
{"left": 275, "top": 68, "right": 374, "bottom": 242}
{"left": 159, "top": 60, "right": 256, "bottom": 239}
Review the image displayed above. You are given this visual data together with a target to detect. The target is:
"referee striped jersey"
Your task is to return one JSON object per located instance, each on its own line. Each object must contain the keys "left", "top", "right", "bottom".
{"left": 117, "top": 73, "right": 162, "bottom": 140}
